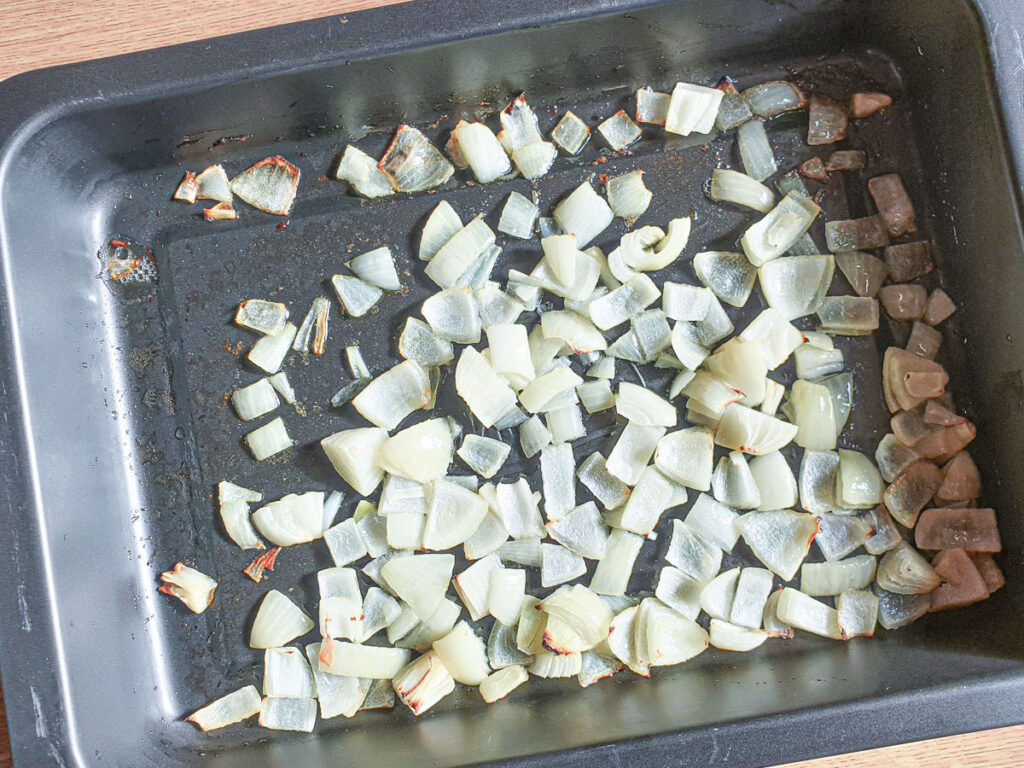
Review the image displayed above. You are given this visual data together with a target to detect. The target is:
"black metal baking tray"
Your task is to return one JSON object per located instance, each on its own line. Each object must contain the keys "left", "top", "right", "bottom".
{"left": 2, "top": 0, "right": 1024, "bottom": 766}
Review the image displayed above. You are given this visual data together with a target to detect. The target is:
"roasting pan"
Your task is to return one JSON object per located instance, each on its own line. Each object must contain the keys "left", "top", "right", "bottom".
{"left": 2, "top": 0, "right": 1024, "bottom": 765}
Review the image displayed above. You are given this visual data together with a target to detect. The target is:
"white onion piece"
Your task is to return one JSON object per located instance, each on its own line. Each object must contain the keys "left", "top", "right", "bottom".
{"left": 500, "top": 93, "right": 543, "bottom": 148}
{"left": 700, "top": 567, "right": 740, "bottom": 620}
{"left": 578, "top": 380, "right": 615, "bottom": 413}
{"left": 263, "top": 647, "right": 315, "bottom": 699}
{"left": 540, "top": 544, "right": 586, "bottom": 588}
{"left": 632, "top": 309, "right": 672, "bottom": 360}
{"left": 749, "top": 451, "right": 798, "bottom": 511}
{"left": 187, "top": 685, "right": 262, "bottom": 731}
{"left": 336, "top": 145, "right": 394, "bottom": 199}
{"left": 352, "top": 360, "right": 430, "bottom": 430}
{"left": 666, "top": 519, "right": 722, "bottom": 582}
{"left": 817, "top": 296, "right": 879, "bottom": 336}
{"left": 685, "top": 493, "right": 740, "bottom": 552}
{"left": 655, "top": 566, "right": 705, "bottom": 620}
{"left": 793, "top": 345, "right": 844, "bottom": 380}
{"left": 790, "top": 380, "right": 837, "bottom": 450}
{"left": 380, "top": 553, "right": 454, "bottom": 621}
{"left": 463, "top": 510, "right": 508, "bottom": 561}
{"left": 500, "top": 540, "right": 543, "bottom": 570}
{"left": 741, "top": 191, "right": 821, "bottom": 267}
{"left": 758, "top": 253, "right": 835, "bottom": 320}
{"left": 607, "top": 606, "right": 646, "bottom": 675}
{"left": 498, "top": 191, "right": 539, "bottom": 239}
{"left": 577, "top": 451, "right": 630, "bottom": 510}
{"left": 393, "top": 650, "right": 455, "bottom": 716}
{"left": 220, "top": 500, "right": 264, "bottom": 550}
{"left": 551, "top": 110, "right": 591, "bottom": 155}
{"left": 762, "top": 589, "right": 794, "bottom": 638}
{"left": 710, "top": 619, "right": 768, "bottom": 651}
{"left": 159, "top": 562, "right": 217, "bottom": 614}
{"left": 547, "top": 501, "right": 608, "bottom": 560}
{"left": 431, "top": 621, "right": 490, "bottom": 685}
{"left": 876, "top": 543, "right": 941, "bottom": 594}
{"left": 681, "top": 371, "right": 743, "bottom": 417}
{"left": 662, "top": 282, "right": 713, "bottom": 322}
{"left": 293, "top": 297, "right": 330, "bottom": 355}
{"left": 258, "top": 698, "right": 317, "bottom": 732}
{"left": 739, "top": 308, "right": 804, "bottom": 370}
{"left": 484, "top": 323, "right": 535, "bottom": 390}
{"left": 304, "top": 644, "right": 367, "bottom": 719}
{"left": 543, "top": 235, "right": 580, "bottom": 287}
{"left": 487, "top": 568, "right": 526, "bottom": 626}
{"left": 715, "top": 403, "right": 798, "bottom": 455}
{"left": 665, "top": 81, "right": 723, "bottom": 135}
{"left": 511, "top": 141, "right": 558, "bottom": 179}
{"left": 553, "top": 180, "right": 614, "bottom": 248}
{"left": 354, "top": 503, "right": 389, "bottom": 559}
{"left": 489, "top": 620, "right": 532, "bottom": 668}
{"left": 875, "top": 433, "right": 922, "bottom": 483}
{"left": 518, "top": 367, "right": 582, "bottom": 413}
{"left": 815, "top": 514, "right": 871, "bottom": 562}
{"left": 736, "top": 510, "right": 819, "bottom": 581}
{"left": 320, "top": 642, "right": 410, "bottom": 680}
{"left": 248, "top": 322, "right": 297, "bottom": 374}
{"left": 480, "top": 665, "right": 528, "bottom": 703}
{"left": 705, "top": 338, "right": 768, "bottom": 406}
{"left": 514, "top": 250, "right": 601, "bottom": 302}
{"left": 421, "top": 285, "right": 482, "bottom": 344}
{"left": 529, "top": 649, "right": 583, "bottom": 678}
{"left": 606, "top": 422, "right": 665, "bottom": 485}
{"left": 359, "top": 678, "right": 395, "bottom": 711}
{"left": 173, "top": 171, "right": 199, "bottom": 203}
{"left": 590, "top": 529, "right": 643, "bottom": 596}
{"left": 607, "top": 330, "right": 644, "bottom": 363}
{"left": 457, "top": 435, "right": 510, "bottom": 479}
{"left": 321, "top": 427, "right": 387, "bottom": 496}
{"left": 454, "top": 347, "right": 517, "bottom": 428}
{"left": 542, "top": 310, "right": 607, "bottom": 354}
{"left": 691, "top": 293, "right": 735, "bottom": 346}
{"left": 761, "top": 379, "right": 785, "bottom": 416}
{"left": 398, "top": 317, "right": 453, "bottom": 369}
{"left": 618, "top": 466, "right": 676, "bottom": 536}
{"left": 348, "top": 246, "right": 401, "bottom": 291}
{"left": 232, "top": 378, "right": 280, "bottom": 422}
{"left": 742, "top": 81, "right": 806, "bottom": 117}
{"left": 245, "top": 417, "right": 293, "bottom": 461}
{"left": 332, "top": 274, "right": 383, "bottom": 318}
{"left": 360, "top": 587, "right": 401, "bottom": 642}
{"left": 230, "top": 156, "right": 299, "bottom": 215}
{"left": 655, "top": 427, "right": 714, "bottom": 491}
{"left": 539, "top": 443, "right": 576, "bottom": 521}
{"left": 519, "top": 415, "right": 552, "bottom": 459}
{"left": 730, "top": 567, "right": 774, "bottom": 628}
{"left": 495, "top": 479, "right": 546, "bottom": 540}
{"left": 711, "top": 452, "right": 760, "bottom": 509}
{"left": 250, "top": 590, "right": 314, "bottom": 649}
{"left": 801, "top": 555, "right": 876, "bottom": 597}
{"left": 636, "top": 86, "right": 671, "bottom": 124}
{"left": 253, "top": 492, "right": 324, "bottom": 547}
{"left": 421, "top": 478, "right": 487, "bottom": 551}
{"left": 709, "top": 168, "right": 774, "bottom": 213}
{"left": 641, "top": 597, "right": 709, "bottom": 667}
{"left": 476, "top": 283, "right": 525, "bottom": 328}
{"left": 539, "top": 585, "right": 613, "bottom": 654}
{"left": 449, "top": 120, "right": 511, "bottom": 183}
{"left": 597, "top": 110, "right": 642, "bottom": 150}
{"left": 775, "top": 588, "right": 842, "bottom": 639}
{"left": 589, "top": 274, "right": 660, "bottom": 330}
{"left": 836, "top": 449, "right": 883, "bottom": 508}
{"left": 219, "top": 480, "right": 262, "bottom": 504}
{"left": 236, "top": 299, "right": 288, "bottom": 336}
{"left": 614, "top": 381, "right": 676, "bottom": 427}
{"left": 376, "top": 419, "right": 455, "bottom": 484}
{"left": 799, "top": 449, "right": 839, "bottom": 515}
{"left": 425, "top": 216, "right": 495, "bottom": 288}
{"left": 378, "top": 125, "right": 453, "bottom": 193}
{"left": 607, "top": 170, "right": 652, "bottom": 221}
{"left": 642, "top": 217, "right": 692, "bottom": 271}
{"left": 737, "top": 119, "right": 776, "bottom": 181}
{"left": 837, "top": 589, "right": 879, "bottom": 638}
{"left": 393, "top": 598, "right": 461, "bottom": 651}
{"left": 419, "top": 201, "right": 463, "bottom": 261}
{"left": 670, "top": 324, "right": 711, "bottom": 370}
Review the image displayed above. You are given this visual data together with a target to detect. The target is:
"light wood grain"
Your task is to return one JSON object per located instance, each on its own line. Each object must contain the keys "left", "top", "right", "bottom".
{"left": 0, "top": 2, "right": 1021, "bottom": 767}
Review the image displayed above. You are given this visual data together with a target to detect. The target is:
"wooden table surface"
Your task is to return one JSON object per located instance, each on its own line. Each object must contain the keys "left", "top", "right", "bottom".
{"left": 0, "top": 2, "right": 1021, "bottom": 767}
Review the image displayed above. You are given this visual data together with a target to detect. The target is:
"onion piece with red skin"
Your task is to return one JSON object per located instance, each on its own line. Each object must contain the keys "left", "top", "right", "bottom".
{"left": 868, "top": 173, "right": 917, "bottom": 236}
{"left": 850, "top": 92, "right": 892, "bottom": 118}
{"left": 915, "top": 508, "right": 1001, "bottom": 553}
{"left": 159, "top": 562, "right": 217, "bottom": 613}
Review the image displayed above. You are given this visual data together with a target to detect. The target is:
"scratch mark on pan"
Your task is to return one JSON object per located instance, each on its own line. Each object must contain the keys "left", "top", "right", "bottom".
{"left": 30, "top": 686, "right": 46, "bottom": 737}
{"left": 18, "top": 583, "right": 32, "bottom": 631}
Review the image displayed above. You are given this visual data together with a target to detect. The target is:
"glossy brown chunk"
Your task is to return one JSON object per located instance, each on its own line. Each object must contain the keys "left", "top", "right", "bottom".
{"left": 825, "top": 150, "right": 866, "bottom": 172}
{"left": 929, "top": 548, "right": 989, "bottom": 612}
{"left": 903, "top": 371, "right": 947, "bottom": 400}
{"left": 970, "top": 554, "right": 1005, "bottom": 594}
{"left": 799, "top": 156, "right": 827, "bottom": 182}
{"left": 850, "top": 92, "right": 893, "bottom": 119}
{"left": 868, "top": 173, "right": 917, "bottom": 236}
{"left": 883, "top": 460, "right": 943, "bottom": 527}
{"left": 883, "top": 241, "right": 933, "bottom": 282}
{"left": 937, "top": 452, "right": 981, "bottom": 501}
{"left": 836, "top": 251, "right": 888, "bottom": 298}
{"left": 924, "top": 288, "right": 957, "bottom": 326}
{"left": 923, "top": 400, "right": 965, "bottom": 427}
{"left": 905, "top": 321, "right": 941, "bottom": 360}
{"left": 807, "top": 95, "right": 848, "bottom": 145}
{"left": 915, "top": 508, "right": 1001, "bottom": 553}
{"left": 913, "top": 421, "right": 976, "bottom": 462}
{"left": 882, "top": 347, "right": 949, "bottom": 412}
{"left": 879, "top": 284, "right": 927, "bottom": 321}
{"left": 891, "top": 407, "right": 933, "bottom": 447}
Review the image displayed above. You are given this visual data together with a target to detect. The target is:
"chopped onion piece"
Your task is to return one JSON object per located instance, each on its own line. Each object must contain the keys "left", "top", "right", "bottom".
{"left": 737, "top": 119, "right": 776, "bottom": 181}
{"left": 529, "top": 649, "right": 583, "bottom": 678}
{"left": 498, "top": 191, "right": 539, "bottom": 239}
{"left": 715, "top": 403, "right": 798, "bottom": 455}
{"left": 815, "top": 513, "right": 871, "bottom": 561}
{"left": 332, "top": 274, "right": 383, "bottom": 318}
{"left": 377, "top": 418, "right": 455, "bottom": 484}
{"left": 746, "top": 452, "right": 797, "bottom": 511}
{"left": 775, "top": 588, "right": 842, "bottom": 639}
{"left": 837, "top": 589, "right": 878, "bottom": 638}
{"left": 236, "top": 299, "right": 288, "bottom": 336}
{"left": 665, "top": 81, "right": 723, "bottom": 136}
{"left": 455, "top": 347, "right": 517, "bottom": 428}
{"left": 710, "top": 619, "right": 768, "bottom": 651}
{"left": 613, "top": 381, "right": 676, "bottom": 428}
{"left": 685, "top": 492, "right": 740, "bottom": 552}
{"left": 488, "top": 569, "right": 526, "bottom": 626}
{"left": 916, "top": 507, "right": 1000, "bottom": 553}
{"left": 245, "top": 417, "right": 293, "bottom": 461}
{"left": 495, "top": 479, "right": 546, "bottom": 539}
{"left": 378, "top": 125, "right": 453, "bottom": 193}
{"left": 293, "top": 297, "right": 330, "bottom": 355}
{"left": 250, "top": 590, "right": 314, "bottom": 649}
{"left": 851, "top": 91, "right": 893, "bottom": 118}
{"left": 187, "top": 685, "right": 261, "bottom": 731}
{"left": 263, "top": 647, "right": 315, "bottom": 699}
{"left": 551, "top": 110, "right": 591, "bottom": 155}
{"left": 578, "top": 451, "right": 630, "bottom": 510}
{"left": 456, "top": 435, "right": 510, "bottom": 479}
{"left": 253, "top": 492, "right": 324, "bottom": 547}
{"left": 425, "top": 215, "right": 495, "bottom": 288}
{"left": 480, "top": 665, "right": 528, "bottom": 703}
{"left": 449, "top": 120, "right": 511, "bottom": 183}
{"left": 817, "top": 296, "right": 879, "bottom": 335}
{"left": 925, "top": 288, "right": 957, "bottom": 326}
{"left": 875, "top": 585, "right": 930, "bottom": 629}
{"left": 321, "top": 427, "right": 387, "bottom": 496}
{"left": 692, "top": 251, "right": 756, "bottom": 308}
{"left": 451, "top": 554, "right": 503, "bottom": 622}
{"left": 489, "top": 620, "right": 533, "bottom": 668}
{"left": 588, "top": 274, "right": 660, "bottom": 331}
{"left": 711, "top": 452, "right": 760, "bottom": 509}
{"left": 700, "top": 567, "right": 739, "bottom": 620}
{"left": 351, "top": 360, "right": 430, "bottom": 430}
{"left": 248, "top": 322, "right": 297, "bottom": 374}
{"left": 597, "top": 110, "right": 642, "bottom": 151}
{"left": 380, "top": 553, "right": 454, "bottom": 621}
{"left": 518, "top": 367, "right": 582, "bottom": 413}
{"left": 759, "top": 253, "right": 835, "bottom": 320}
{"left": 159, "top": 562, "right": 217, "bottom": 614}
{"left": 655, "top": 566, "right": 704, "bottom": 620}
{"left": 324, "top": 519, "right": 367, "bottom": 567}
{"left": 336, "top": 145, "right": 394, "bottom": 199}
{"left": 654, "top": 427, "right": 714, "bottom": 491}
{"left": 739, "top": 308, "right": 804, "bottom": 370}
{"left": 590, "top": 529, "right": 643, "bottom": 596}
{"left": 539, "top": 585, "right": 613, "bottom": 654}
{"left": 836, "top": 449, "right": 883, "bottom": 508}
{"left": 305, "top": 644, "right": 367, "bottom": 718}
{"left": 220, "top": 499, "right": 264, "bottom": 550}
{"left": 801, "top": 554, "right": 877, "bottom": 597}
{"left": 868, "top": 173, "right": 916, "bottom": 237}
{"left": 736, "top": 510, "right": 818, "bottom": 581}
{"left": 662, "top": 282, "right": 712, "bottom": 323}
{"left": 173, "top": 171, "right": 199, "bottom": 203}
{"left": 232, "top": 378, "right": 280, "bottom": 422}
{"left": 398, "top": 317, "right": 453, "bottom": 369}
{"left": 607, "top": 606, "right": 645, "bottom": 675}
{"left": 512, "top": 141, "right": 558, "bottom": 179}
{"left": 539, "top": 443, "right": 576, "bottom": 522}
{"left": 666, "top": 519, "right": 722, "bottom": 582}
{"left": 741, "top": 191, "right": 821, "bottom": 267}
{"left": 577, "top": 380, "right": 615, "bottom": 413}
{"left": 606, "top": 422, "right": 665, "bottom": 485}
{"left": 636, "top": 87, "right": 671, "bottom": 124}
{"left": 258, "top": 698, "right": 316, "bottom": 732}
{"left": 807, "top": 95, "right": 848, "bottom": 145}
{"left": 607, "top": 170, "right": 652, "bottom": 222}
{"left": 640, "top": 598, "right": 709, "bottom": 667}
{"left": 230, "top": 156, "right": 299, "bottom": 215}
{"left": 500, "top": 539, "right": 542, "bottom": 569}
{"left": 500, "top": 93, "right": 543, "bottom": 148}
{"left": 395, "top": 598, "right": 461, "bottom": 651}
{"left": 709, "top": 169, "right": 774, "bottom": 213}
{"left": 318, "top": 642, "right": 410, "bottom": 681}
{"left": 347, "top": 246, "right": 401, "bottom": 291}
{"left": 553, "top": 180, "right": 614, "bottom": 248}
{"left": 477, "top": 283, "right": 526, "bottom": 328}
{"left": 876, "top": 543, "right": 941, "bottom": 594}
{"left": 618, "top": 466, "right": 676, "bottom": 536}
{"left": 421, "top": 285, "right": 482, "bottom": 344}
{"left": 825, "top": 215, "right": 889, "bottom": 252}
{"left": 929, "top": 548, "right": 989, "bottom": 611}
{"left": 714, "top": 76, "right": 753, "bottom": 131}
{"left": 432, "top": 621, "right": 490, "bottom": 685}
{"left": 793, "top": 345, "right": 843, "bottom": 380}
{"left": 419, "top": 201, "right": 462, "bottom": 262}
{"left": 421, "top": 478, "right": 488, "bottom": 551}
{"left": 730, "top": 567, "right": 774, "bottom": 629}
{"left": 742, "top": 81, "right": 806, "bottom": 117}
{"left": 547, "top": 502, "right": 608, "bottom": 560}
{"left": 519, "top": 415, "right": 552, "bottom": 459}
